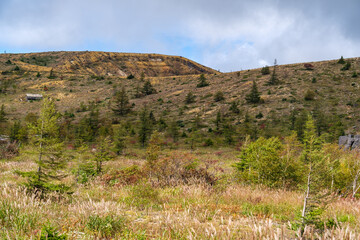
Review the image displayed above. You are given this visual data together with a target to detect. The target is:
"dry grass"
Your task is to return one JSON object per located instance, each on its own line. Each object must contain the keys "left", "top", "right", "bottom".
{"left": 1, "top": 148, "right": 360, "bottom": 239}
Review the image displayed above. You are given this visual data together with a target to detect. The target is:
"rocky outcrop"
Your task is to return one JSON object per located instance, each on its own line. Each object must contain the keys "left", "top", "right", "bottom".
{"left": 339, "top": 135, "right": 360, "bottom": 150}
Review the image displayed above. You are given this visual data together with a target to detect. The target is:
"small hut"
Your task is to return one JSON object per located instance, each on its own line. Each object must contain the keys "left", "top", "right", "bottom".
{"left": 26, "top": 94, "right": 43, "bottom": 101}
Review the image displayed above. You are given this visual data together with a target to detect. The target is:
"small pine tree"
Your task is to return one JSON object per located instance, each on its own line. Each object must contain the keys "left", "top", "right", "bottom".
{"left": 48, "top": 68, "right": 55, "bottom": 79}
{"left": 196, "top": 74, "right": 209, "bottom": 88}
{"left": 146, "top": 131, "right": 162, "bottom": 170}
{"left": 300, "top": 114, "right": 331, "bottom": 233}
{"left": 184, "top": 92, "right": 196, "bottom": 104}
{"left": 36, "top": 72, "right": 41, "bottom": 78}
{"left": 214, "top": 91, "right": 225, "bottom": 102}
{"left": 338, "top": 56, "right": 345, "bottom": 64}
{"left": 168, "top": 120, "right": 180, "bottom": 142}
{"left": 127, "top": 74, "right": 135, "bottom": 79}
{"left": 134, "top": 83, "right": 144, "bottom": 98}
{"left": 93, "top": 136, "right": 113, "bottom": 174}
{"left": 140, "top": 72, "right": 145, "bottom": 81}
{"left": 267, "top": 59, "right": 279, "bottom": 85}
{"left": 113, "top": 126, "right": 127, "bottom": 155}
{"left": 304, "top": 90, "right": 315, "bottom": 101}
{"left": 9, "top": 121, "right": 21, "bottom": 141}
{"left": 0, "top": 104, "right": 6, "bottom": 122}
{"left": 341, "top": 61, "right": 351, "bottom": 71}
{"left": 19, "top": 97, "right": 69, "bottom": 197}
{"left": 215, "top": 111, "right": 223, "bottom": 133}
{"left": 245, "top": 81, "right": 261, "bottom": 104}
{"left": 229, "top": 100, "right": 240, "bottom": 114}
{"left": 261, "top": 66, "right": 270, "bottom": 75}
{"left": 142, "top": 80, "right": 157, "bottom": 95}
{"left": 138, "top": 106, "right": 152, "bottom": 147}
{"left": 147, "top": 111, "right": 156, "bottom": 127}
{"left": 112, "top": 86, "right": 132, "bottom": 116}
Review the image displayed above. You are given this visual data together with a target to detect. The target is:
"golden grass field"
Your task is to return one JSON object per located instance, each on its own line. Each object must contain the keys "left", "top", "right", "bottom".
{"left": 1, "top": 147, "right": 360, "bottom": 239}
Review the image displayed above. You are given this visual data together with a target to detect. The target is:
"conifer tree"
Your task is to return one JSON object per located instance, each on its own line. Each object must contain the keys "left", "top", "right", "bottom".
{"left": 142, "top": 80, "right": 157, "bottom": 95}
{"left": 0, "top": 104, "right": 6, "bottom": 122}
{"left": 215, "top": 111, "right": 223, "bottom": 133}
{"left": 146, "top": 131, "right": 161, "bottom": 169}
{"left": 196, "top": 74, "right": 209, "bottom": 88}
{"left": 300, "top": 114, "right": 331, "bottom": 233}
{"left": 112, "top": 86, "right": 131, "bottom": 116}
{"left": 93, "top": 136, "right": 113, "bottom": 174}
{"left": 48, "top": 68, "right": 55, "bottom": 79}
{"left": 20, "top": 97, "right": 68, "bottom": 196}
{"left": 9, "top": 121, "right": 21, "bottom": 141}
{"left": 245, "top": 81, "right": 261, "bottom": 104}
{"left": 113, "top": 126, "right": 127, "bottom": 155}
{"left": 229, "top": 100, "right": 240, "bottom": 114}
{"left": 338, "top": 56, "right": 345, "bottom": 64}
{"left": 184, "top": 92, "right": 196, "bottom": 104}
{"left": 261, "top": 66, "right": 270, "bottom": 75}
{"left": 138, "top": 106, "right": 152, "bottom": 147}
{"left": 267, "top": 59, "right": 279, "bottom": 85}
{"left": 168, "top": 120, "right": 180, "bottom": 142}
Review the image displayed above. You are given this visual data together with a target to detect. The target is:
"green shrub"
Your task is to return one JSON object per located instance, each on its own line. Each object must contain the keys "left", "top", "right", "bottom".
{"left": 86, "top": 215, "right": 125, "bottom": 238}
{"left": 304, "top": 90, "right": 315, "bottom": 101}
{"left": 204, "top": 138, "right": 214, "bottom": 146}
{"left": 127, "top": 183, "right": 160, "bottom": 209}
{"left": 261, "top": 66, "right": 270, "bottom": 75}
{"left": 255, "top": 112, "right": 263, "bottom": 119}
{"left": 337, "top": 56, "right": 345, "bottom": 64}
{"left": 196, "top": 74, "right": 209, "bottom": 88}
{"left": 184, "top": 92, "right": 196, "bottom": 104}
{"left": 214, "top": 91, "right": 225, "bottom": 102}
{"left": 341, "top": 61, "right": 351, "bottom": 71}
{"left": 127, "top": 74, "right": 135, "bottom": 79}
{"left": 40, "top": 224, "right": 67, "bottom": 240}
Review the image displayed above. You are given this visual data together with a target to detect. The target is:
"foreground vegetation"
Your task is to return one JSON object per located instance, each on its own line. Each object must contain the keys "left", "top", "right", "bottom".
{"left": 1, "top": 146, "right": 360, "bottom": 239}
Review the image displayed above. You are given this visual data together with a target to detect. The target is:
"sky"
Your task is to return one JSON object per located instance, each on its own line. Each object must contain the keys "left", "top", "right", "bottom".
{"left": 0, "top": 0, "right": 360, "bottom": 72}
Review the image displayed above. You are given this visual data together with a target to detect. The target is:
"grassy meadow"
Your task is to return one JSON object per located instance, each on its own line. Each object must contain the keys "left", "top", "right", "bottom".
{"left": 1, "top": 146, "right": 360, "bottom": 239}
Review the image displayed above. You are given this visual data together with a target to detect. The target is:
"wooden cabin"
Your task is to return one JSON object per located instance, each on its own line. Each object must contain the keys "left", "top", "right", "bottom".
{"left": 26, "top": 94, "right": 43, "bottom": 101}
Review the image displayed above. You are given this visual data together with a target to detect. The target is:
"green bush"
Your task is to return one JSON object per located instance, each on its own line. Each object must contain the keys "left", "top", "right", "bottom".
{"left": 204, "top": 138, "right": 214, "bottom": 146}
{"left": 127, "top": 74, "right": 135, "bottom": 79}
{"left": 255, "top": 112, "right": 263, "bottom": 119}
{"left": 214, "top": 91, "right": 225, "bottom": 102}
{"left": 304, "top": 90, "right": 315, "bottom": 101}
{"left": 261, "top": 66, "right": 270, "bottom": 75}
{"left": 337, "top": 56, "right": 345, "bottom": 64}
{"left": 341, "top": 61, "right": 351, "bottom": 71}
{"left": 196, "top": 74, "right": 209, "bottom": 88}
{"left": 86, "top": 215, "right": 125, "bottom": 238}
{"left": 127, "top": 183, "right": 160, "bottom": 209}
{"left": 184, "top": 92, "right": 196, "bottom": 104}
{"left": 40, "top": 224, "right": 67, "bottom": 240}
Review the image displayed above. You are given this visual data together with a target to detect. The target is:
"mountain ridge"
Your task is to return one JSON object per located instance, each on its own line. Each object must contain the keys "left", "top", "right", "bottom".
{"left": 0, "top": 51, "right": 218, "bottom": 77}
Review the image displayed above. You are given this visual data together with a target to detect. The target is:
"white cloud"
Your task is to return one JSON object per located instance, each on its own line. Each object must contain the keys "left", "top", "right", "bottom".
{"left": 0, "top": 0, "right": 359, "bottom": 71}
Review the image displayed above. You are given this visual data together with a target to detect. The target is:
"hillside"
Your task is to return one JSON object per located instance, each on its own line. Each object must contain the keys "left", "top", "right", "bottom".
{"left": 0, "top": 51, "right": 217, "bottom": 77}
{"left": 1, "top": 52, "right": 360, "bottom": 137}
{"left": 2, "top": 53, "right": 360, "bottom": 239}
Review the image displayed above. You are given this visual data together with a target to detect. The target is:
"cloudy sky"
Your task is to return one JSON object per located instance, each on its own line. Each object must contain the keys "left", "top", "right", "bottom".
{"left": 0, "top": 0, "right": 359, "bottom": 72}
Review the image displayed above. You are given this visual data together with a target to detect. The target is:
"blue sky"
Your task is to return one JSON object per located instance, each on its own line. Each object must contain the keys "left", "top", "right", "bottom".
{"left": 1, "top": 0, "right": 360, "bottom": 72}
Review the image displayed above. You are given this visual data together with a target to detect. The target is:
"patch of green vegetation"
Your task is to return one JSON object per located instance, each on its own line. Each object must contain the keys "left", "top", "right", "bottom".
{"left": 19, "top": 55, "right": 57, "bottom": 66}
